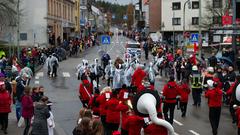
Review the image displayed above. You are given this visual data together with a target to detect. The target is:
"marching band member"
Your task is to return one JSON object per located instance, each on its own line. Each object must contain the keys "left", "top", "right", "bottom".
{"left": 79, "top": 79, "right": 93, "bottom": 108}
{"left": 105, "top": 60, "right": 115, "bottom": 87}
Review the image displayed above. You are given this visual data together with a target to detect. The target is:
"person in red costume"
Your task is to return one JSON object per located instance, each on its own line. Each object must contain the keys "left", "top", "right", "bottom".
{"left": 79, "top": 79, "right": 93, "bottom": 108}
{"left": 116, "top": 100, "right": 129, "bottom": 135}
{"left": 131, "top": 65, "right": 146, "bottom": 92}
{"left": 205, "top": 80, "right": 222, "bottom": 135}
{"left": 125, "top": 111, "right": 144, "bottom": 135}
{"left": 96, "top": 87, "right": 112, "bottom": 134}
{"left": 105, "top": 90, "right": 120, "bottom": 135}
{"left": 162, "top": 76, "right": 180, "bottom": 125}
{"left": 88, "top": 88, "right": 100, "bottom": 116}
{"left": 144, "top": 122, "right": 168, "bottom": 135}
{"left": 0, "top": 81, "right": 11, "bottom": 134}
{"left": 235, "top": 106, "right": 240, "bottom": 135}
{"left": 178, "top": 79, "right": 191, "bottom": 117}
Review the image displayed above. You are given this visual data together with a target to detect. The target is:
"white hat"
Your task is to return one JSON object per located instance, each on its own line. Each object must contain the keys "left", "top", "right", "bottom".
{"left": 207, "top": 67, "right": 214, "bottom": 73}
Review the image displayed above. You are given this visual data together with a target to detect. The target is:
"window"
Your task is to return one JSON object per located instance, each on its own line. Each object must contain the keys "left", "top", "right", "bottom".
{"left": 213, "top": 16, "right": 222, "bottom": 24}
{"left": 172, "top": 2, "right": 181, "bottom": 10}
{"left": 192, "top": 17, "right": 199, "bottom": 25}
{"left": 213, "top": 0, "right": 222, "bottom": 8}
{"left": 172, "top": 18, "right": 181, "bottom": 25}
{"left": 192, "top": 1, "right": 199, "bottom": 9}
{"left": 20, "top": 33, "right": 27, "bottom": 41}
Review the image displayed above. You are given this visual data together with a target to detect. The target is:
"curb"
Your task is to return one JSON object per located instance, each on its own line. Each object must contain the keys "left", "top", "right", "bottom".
{"left": 54, "top": 122, "right": 68, "bottom": 135}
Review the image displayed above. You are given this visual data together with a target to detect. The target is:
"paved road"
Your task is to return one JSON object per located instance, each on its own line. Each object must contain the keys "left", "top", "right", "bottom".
{"left": 30, "top": 33, "right": 237, "bottom": 135}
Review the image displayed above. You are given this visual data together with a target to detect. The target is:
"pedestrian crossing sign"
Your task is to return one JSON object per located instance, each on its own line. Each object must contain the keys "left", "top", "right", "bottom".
{"left": 190, "top": 33, "right": 199, "bottom": 43}
{"left": 101, "top": 36, "right": 111, "bottom": 45}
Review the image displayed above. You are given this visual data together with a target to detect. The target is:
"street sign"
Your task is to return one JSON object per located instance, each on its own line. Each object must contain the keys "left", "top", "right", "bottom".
{"left": 112, "top": 15, "right": 115, "bottom": 19}
{"left": 190, "top": 33, "right": 199, "bottom": 43}
{"left": 101, "top": 35, "right": 111, "bottom": 45}
{"left": 123, "top": 15, "right": 128, "bottom": 20}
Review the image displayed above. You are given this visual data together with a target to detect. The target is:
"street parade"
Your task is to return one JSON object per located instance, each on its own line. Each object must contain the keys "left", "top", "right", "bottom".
{"left": 1, "top": 0, "right": 240, "bottom": 135}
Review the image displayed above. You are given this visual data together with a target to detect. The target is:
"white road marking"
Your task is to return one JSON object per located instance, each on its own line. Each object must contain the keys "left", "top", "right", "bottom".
{"left": 173, "top": 119, "right": 183, "bottom": 126}
{"left": 174, "top": 132, "right": 179, "bottom": 135}
{"left": 36, "top": 72, "right": 44, "bottom": 77}
{"left": 35, "top": 76, "right": 39, "bottom": 79}
{"left": 189, "top": 130, "right": 200, "bottom": 135}
{"left": 62, "top": 72, "right": 71, "bottom": 77}
{"left": 35, "top": 81, "right": 39, "bottom": 84}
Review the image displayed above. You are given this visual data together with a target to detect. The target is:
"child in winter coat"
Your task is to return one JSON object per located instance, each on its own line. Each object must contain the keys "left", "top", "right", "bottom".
{"left": 178, "top": 79, "right": 191, "bottom": 117}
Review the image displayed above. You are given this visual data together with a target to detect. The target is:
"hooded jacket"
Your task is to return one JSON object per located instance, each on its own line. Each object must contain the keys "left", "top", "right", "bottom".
{"left": 79, "top": 80, "right": 93, "bottom": 101}
{"left": 132, "top": 68, "right": 146, "bottom": 89}
{"left": 0, "top": 90, "right": 11, "bottom": 113}
{"left": 106, "top": 97, "right": 120, "bottom": 124}
{"left": 205, "top": 87, "right": 222, "bottom": 107}
{"left": 126, "top": 115, "right": 144, "bottom": 135}
{"left": 162, "top": 81, "right": 180, "bottom": 103}
{"left": 178, "top": 83, "right": 190, "bottom": 103}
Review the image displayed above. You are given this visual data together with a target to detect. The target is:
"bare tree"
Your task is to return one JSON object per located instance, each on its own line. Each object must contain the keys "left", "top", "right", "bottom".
{"left": 200, "top": 0, "right": 228, "bottom": 29}
{"left": 0, "top": 0, "right": 17, "bottom": 27}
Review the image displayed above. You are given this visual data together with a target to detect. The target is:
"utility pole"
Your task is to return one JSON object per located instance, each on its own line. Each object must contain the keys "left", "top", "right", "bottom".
{"left": 232, "top": 0, "right": 237, "bottom": 63}
{"left": 17, "top": 0, "right": 20, "bottom": 59}
{"left": 198, "top": 0, "right": 202, "bottom": 58}
{"left": 183, "top": 0, "right": 190, "bottom": 49}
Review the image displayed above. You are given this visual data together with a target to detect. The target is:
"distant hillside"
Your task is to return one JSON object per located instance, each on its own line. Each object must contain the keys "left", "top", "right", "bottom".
{"left": 96, "top": 1, "right": 128, "bottom": 24}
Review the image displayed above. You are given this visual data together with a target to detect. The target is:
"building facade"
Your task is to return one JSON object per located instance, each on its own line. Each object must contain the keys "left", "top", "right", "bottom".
{"left": 149, "top": 0, "right": 162, "bottom": 33}
{"left": 47, "top": 0, "right": 75, "bottom": 45}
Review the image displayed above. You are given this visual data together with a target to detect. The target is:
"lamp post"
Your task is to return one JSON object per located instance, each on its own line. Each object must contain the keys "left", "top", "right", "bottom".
{"left": 198, "top": 0, "right": 202, "bottom": 58}
{"left": 17, "top": 0, "right": 20, "bottom": 59}
{"left": 232, "top": 0, "right": 237, "bottom": 64}
{"left": 183, "top": 0, "right": 190, "bottom": 49}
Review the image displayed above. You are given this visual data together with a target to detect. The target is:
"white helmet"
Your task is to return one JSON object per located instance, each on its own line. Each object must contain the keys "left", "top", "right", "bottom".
{"left": 192, "top": 65, "right": 198, "bottom": 71}
{"left": 149, "top": 62, "right": 153, "bottom": 67}
{"left": 207, "top": 67, "right": 214, "bottom": 73}
{"left": 207, "top": 80, "right": 214, "bottom": 88}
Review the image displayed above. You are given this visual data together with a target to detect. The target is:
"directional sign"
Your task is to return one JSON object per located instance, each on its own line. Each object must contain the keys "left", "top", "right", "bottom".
{"left": 101, "top": 35, "right": 111, "bottom": 45}
{"left": 190, "top": 33, "right": 199, "bottom": 43}
{"left": 123, "top": 15, "right": 128, "bottom": 20}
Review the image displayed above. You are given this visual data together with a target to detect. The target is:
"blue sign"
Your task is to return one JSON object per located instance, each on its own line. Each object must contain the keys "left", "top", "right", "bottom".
{"left": 123, "top": 15, "right": 128, "bottom": 20}
{"left": 190, "top": 33, "right": 199, "bottom": 43}
{"left": 101, "top": 36, "right": 111, "bottom": 45}
{"left": 112, "top": 15, "right": 116, "bottom": 19}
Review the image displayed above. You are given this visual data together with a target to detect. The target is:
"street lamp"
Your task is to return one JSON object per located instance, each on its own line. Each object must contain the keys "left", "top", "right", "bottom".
{"left": 183, "top": 0, "right": 190, "bottom": 48}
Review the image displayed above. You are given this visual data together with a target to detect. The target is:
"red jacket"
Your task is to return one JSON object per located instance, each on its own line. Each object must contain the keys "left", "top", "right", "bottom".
{"left": 79, "top": 80, "right": 93, "bottom": 101}
{"left": 162, "top": 81, "right": 180, "bottom": 103}
{"left": 144, "top": 123, "right": 168, "bottom": 135}
{"left": 137, "top": 84, "right": 154, "bottom": 93}
{"left": 132, "top": 68, "right": 146, "bottom": 88}
{"left": 235, "top": 108, "right": 240, "bottom": 128}
{"left": 106, "top": 97, "right": 120, "bottom": 124}
{"left": 126, "top": 115, "right": 144, "bottom": 135}
{"left": 88, "top": 94, "right": 100, "bottom": 115}
{"left": 205, "top": 87, "right": 222, "bottom": 107}
{"left": 21, "top": 95, "right": 34, "bottom": 119}
{"left": 116, "top": 103, "right": 129, "bottom": 130}
{"left": 178, "top": 83, "right": 191, "bottom": 103}
{"left": 118, "top": 89, "right": 129, "bottom": 101}
{"left": 213, "top": 77, "right": 222, "bottom": 89}
{"left": 97, "top": 92, "right": 112, "bottom": 116}
{"left": 0, "top": 90, "right": 11, "bottom": 113}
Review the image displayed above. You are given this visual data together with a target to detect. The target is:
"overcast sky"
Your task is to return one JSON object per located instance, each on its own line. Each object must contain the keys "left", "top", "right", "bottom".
{"left": 103, "top": 0, "right": 138, "bottom": 5}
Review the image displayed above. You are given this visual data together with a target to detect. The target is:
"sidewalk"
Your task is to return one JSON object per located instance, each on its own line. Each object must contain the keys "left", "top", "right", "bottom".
{"left": 7, "top": 107, "right": 23, "bottom": 135}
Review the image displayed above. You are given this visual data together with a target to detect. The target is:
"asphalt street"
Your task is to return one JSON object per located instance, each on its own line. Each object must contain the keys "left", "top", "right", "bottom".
{"left": 30, "top": 33, "right": 237, "bottom": 135}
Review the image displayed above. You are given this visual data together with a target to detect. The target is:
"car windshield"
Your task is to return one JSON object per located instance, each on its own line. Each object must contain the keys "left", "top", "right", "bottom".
{"left": 127, "top": 44, "right": 140, "bottom": 48}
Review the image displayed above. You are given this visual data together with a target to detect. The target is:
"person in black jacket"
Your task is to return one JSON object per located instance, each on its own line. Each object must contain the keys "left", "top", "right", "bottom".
{"left": 208, "top": 53, "right": 217, "bottom": 68}
{"left": 15, "top": 73, "right": 29, "bottom": 121}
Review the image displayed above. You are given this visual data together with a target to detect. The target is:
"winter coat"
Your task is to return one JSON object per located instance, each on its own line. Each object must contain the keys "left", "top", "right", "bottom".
{"left": 96, "top": 92, "right": 112, "bottom": 116}
{"left": 16, "top": 78, "right": 27, "bottom": 102}
{"left": 162, "top": 81, "right": 180, "bottom": 103}
{"left": 32, "top": 93, "right": 41, "bottom": 102}
{"left": 126, "top": 115, "right": 144, "bottom": 135}
{"left": 106, "top": 97, "right": 120, "bottom": 124}
{"left": 31, "top": 103, "right": 50, "bottom": 135}
{"left": 0, "top": 90, "right": 11, "bottom": 113}
{"left": 205, "top": 87, "right": 223, "bottom": 107}
{"left": 178, "top": 83, "right": 190, "bottom": 103}
{"left": 144, "top": 123, "right": 168, "bottom": 135}
{"left": 88, "top": 94, "right": 100, "bottom": 115}
{"left": 21, "top": 95, "right": 34, "bottom": 119}
{"left": 79, "top": 80, "right": 93, "bottom": 101}
{"left": 131, "top": 68, "right": 146, "bottom": 89}
{"left": 116, "top": 103, "right": 129, "bottom": 130}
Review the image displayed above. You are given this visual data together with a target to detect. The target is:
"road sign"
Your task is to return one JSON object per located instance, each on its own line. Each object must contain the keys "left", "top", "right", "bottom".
{"left": 112, "top": 15, "right": 115, "bottom": 19}
{"left": 123, "top": 15, "right": 128, "bottom": 20}
{"left": 190, "top": 33, "right": 199, "bottom": 43}
{"left": 101, "top": 35, "right": 111, "bottom": 45}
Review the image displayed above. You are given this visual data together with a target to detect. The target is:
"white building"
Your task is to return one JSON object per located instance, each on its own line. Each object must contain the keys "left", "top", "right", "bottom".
{"left": 161, "top": 0, "right": 209, "bottom": 46}
{"left": 17, "top": 0, "right": 48, "bottom": 47}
